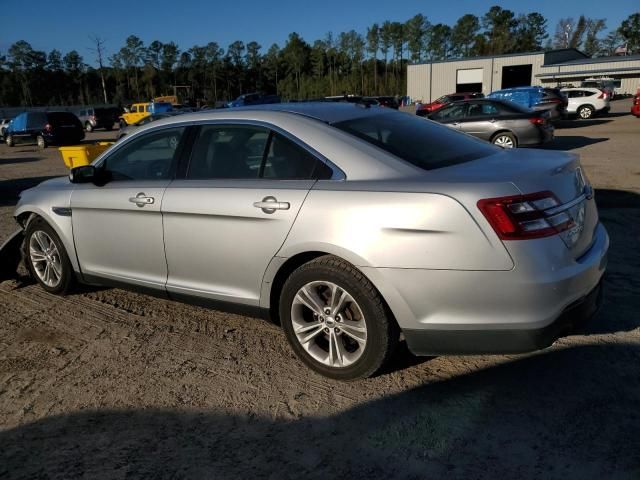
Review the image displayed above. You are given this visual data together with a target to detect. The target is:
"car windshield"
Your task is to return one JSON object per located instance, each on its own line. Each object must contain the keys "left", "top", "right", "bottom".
{"left": 332, "top": 111, "right": 497, "bottom": 171}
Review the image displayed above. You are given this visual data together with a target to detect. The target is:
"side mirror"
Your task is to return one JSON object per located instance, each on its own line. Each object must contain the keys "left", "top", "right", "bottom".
{"left": 69, "top": 165, "right": 96, "bottom": 184}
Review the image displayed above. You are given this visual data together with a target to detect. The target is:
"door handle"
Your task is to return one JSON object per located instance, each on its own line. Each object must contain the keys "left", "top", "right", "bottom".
{"left": 253, "top": 196, "right": 290, "bottom": 214}
{"left": 129, "top": 192, "right": 155, "bottom": 207}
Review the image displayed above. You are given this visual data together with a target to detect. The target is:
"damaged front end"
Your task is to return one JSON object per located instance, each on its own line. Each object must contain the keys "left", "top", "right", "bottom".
{"left": 0, "top": 229, "right": 25, "bottom": 281}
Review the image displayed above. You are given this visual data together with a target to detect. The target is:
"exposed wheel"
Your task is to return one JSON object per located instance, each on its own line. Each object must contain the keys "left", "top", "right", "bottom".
{"left": 492, "top": 132, "right": 516, "bottom": 149}
{"left": 85, "top": 122, "right": 93, "bottom": 132}
{"left": 280, "top": 255, "right": 399, "bottom": 380}
{"left": 577, "top": 105, "right": 594, "bottom": 119}
{"left": 36, "top": 135, "right": 46, "bottom": 149}
{"left": 24, "top": 218, "right": 73, "bottom": 295}
{"left": 6, "top": 134, "right": 14, "bottom": 147}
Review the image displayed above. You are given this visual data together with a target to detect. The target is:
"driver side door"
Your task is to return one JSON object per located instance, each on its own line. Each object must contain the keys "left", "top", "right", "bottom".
{"left": 70, "top": 126, "right": 187, "bottom": 291}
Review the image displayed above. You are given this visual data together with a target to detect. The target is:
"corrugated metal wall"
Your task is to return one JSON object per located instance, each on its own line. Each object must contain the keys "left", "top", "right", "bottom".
{"left": 408, "top": 54, "right": 640, "bottom": 101}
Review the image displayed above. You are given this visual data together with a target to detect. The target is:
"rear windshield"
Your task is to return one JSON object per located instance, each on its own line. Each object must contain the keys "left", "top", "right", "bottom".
{"left": 46, "top": 112, "right": 80, "bottom": 125}
{"left": 332, "top": 111, "right": 497, "bottom": 171}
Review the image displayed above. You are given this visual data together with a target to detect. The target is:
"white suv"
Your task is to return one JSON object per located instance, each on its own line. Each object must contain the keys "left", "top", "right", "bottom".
{"left": 561, "top": 88, "right": 611, "bottom": 119}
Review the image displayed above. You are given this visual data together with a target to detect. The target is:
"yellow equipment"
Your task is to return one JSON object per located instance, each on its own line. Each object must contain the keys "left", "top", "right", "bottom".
{"left": 58, "top": 142, "right": 113, "bottom": 169}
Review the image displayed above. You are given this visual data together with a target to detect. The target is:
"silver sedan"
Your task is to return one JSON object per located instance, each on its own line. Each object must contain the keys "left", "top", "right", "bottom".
{"left": 8, "top": 103, "right": 608, "bottom": 380}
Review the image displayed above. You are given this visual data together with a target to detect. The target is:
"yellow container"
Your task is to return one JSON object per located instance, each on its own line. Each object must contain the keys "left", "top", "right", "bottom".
{"left": 58, "top": 142, "right": 113, "bottom": 169}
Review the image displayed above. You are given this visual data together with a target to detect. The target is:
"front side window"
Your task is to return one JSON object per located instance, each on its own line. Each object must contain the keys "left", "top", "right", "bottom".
{"left": 333, "top": 111, "right": 496, "bottom": 171}
{"left": 431, "top": 103, "right": 468, "bottom": 120}
{"left": 103, "top": 127, "right": 185, "bottom": 181}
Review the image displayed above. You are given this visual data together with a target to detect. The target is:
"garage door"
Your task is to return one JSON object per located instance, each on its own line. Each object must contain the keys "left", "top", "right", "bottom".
{"left": 457, "top": 68, "right": 483, "bottom": 93}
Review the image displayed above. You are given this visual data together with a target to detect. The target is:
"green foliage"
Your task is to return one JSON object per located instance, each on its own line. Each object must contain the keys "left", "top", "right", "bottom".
{"left": 0, "top": 8, "right": 633, "bottom": 107}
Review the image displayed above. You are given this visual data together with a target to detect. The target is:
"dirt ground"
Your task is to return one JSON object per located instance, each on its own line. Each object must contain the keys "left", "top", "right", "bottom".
{"left": 1, "top": 101, "right": 639, "bottom": 479}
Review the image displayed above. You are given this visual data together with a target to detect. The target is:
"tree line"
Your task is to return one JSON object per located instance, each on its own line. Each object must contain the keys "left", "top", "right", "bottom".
{"left": 1, "top": 8, "right": 638, "bottom": 107}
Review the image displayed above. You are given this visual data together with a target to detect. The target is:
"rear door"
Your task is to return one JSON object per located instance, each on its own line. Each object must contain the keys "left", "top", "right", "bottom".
{"left": 162, "top": 123, "right": 331, "bottom": 305}
{"left": 457, "top": 101, "right": 501, "bottom": 140}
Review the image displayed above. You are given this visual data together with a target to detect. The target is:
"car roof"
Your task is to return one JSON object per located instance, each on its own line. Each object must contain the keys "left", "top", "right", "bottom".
{"left": 216, "top": 102, "right": 389, "bottom": 124}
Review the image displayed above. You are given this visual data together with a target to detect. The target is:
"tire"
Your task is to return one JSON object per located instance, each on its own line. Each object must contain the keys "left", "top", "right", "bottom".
{"left": 279, "top": 255, "right": 399, "bottom": 380}
{"left": 492, "top": 132, "right": 517, "bottom": 149}
{"left": 119, "top": 120, "right": 127, "bottom": 129}
{"left": 23, "top": 218, "right": 74, "bottom": 295}
{"left": 85, "top": 122, "right": 93, "bottom": 132}
{"left": 36, "top": 135, "right": 47, "bottom": 149}
{"left": 6, "top": 134, "right": 14, "bottom": 147}
{"left": 577, "top": 105, "right": 594, "bottom": 119}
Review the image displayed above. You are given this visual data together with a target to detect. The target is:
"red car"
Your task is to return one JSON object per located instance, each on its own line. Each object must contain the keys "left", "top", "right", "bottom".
{"left": 416, "top": 92, "right": 484, "bottom": 116}
{"left": 632, "top": 94, "right": 640, "bottom": 117}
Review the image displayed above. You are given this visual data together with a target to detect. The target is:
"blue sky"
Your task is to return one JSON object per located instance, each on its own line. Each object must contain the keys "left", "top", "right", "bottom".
{"left": 2, "top": 0, "right": 638, "bottom": 63}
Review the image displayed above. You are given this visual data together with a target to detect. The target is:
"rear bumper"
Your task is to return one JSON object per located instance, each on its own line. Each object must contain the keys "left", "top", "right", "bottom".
{"left": 366, "top": 222, "right": 608, "bottom": 356}
{"left": 403, "top": 280, "right": 603, "bottom": 355}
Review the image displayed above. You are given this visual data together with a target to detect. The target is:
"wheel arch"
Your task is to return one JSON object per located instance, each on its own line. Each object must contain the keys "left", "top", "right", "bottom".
{"left": 14, "top": 207, "right": 80, "bottom": 274}
{"left": 262, "top": 248, "right": 409, "bottom": 330}
{"left": 490, "top": 129, "right": 518, "bottom": 146}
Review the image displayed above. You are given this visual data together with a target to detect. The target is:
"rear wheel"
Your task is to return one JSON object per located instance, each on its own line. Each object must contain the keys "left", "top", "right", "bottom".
{"left": 85, "top": 122, "right": 93, "bottom": 132}
{"left": 24, "top": 218, "right": 74, "bottom": 295}
{"left": 280, "top": 255, "right": 399, "bottom": 380}
{"left": 492, "top": 132, "right": 516, "bottom": 149}
{"left": 6, "top": 134, "right": 14, "bottom": 147}
{"left": 577, "top": 105, "right": 594, "bottom": 119}
{"left": 36, "top": 135, "right": 46, "bottom": 149}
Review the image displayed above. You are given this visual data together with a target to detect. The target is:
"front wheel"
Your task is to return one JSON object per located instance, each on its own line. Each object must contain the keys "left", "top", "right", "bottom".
{"left": 6, "top": 134, "right": 14, "bottom": 147}
{"left": 24, "top": 218, "right": 74, "bottom": 295}
{"left": 280, "top": 255, "right": 399, "bottom": 380}
{"left": 492, "top": 132, "right": 516, "bottom": 149}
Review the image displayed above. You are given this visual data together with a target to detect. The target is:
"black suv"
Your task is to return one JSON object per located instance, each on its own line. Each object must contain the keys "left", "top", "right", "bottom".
{"left": 5, "top": 111, "right": 84, "bottom": 148}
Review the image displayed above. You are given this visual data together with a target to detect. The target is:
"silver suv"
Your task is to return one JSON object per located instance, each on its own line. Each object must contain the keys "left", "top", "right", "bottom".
{"left": 7, "top": 103, "right": 608, "bottom": 379}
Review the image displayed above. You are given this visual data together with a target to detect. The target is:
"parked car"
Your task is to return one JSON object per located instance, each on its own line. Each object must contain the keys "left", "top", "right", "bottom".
{"left": 5, "top": 111, "right": 84, "bottom": 148}
{"left": 370, "top": 96, "right": 400, "bottom": 109}
{"left": 488, "top": 86, "right": 567, "bottom": 121}
{"left": 427, "top": 98, "right": 554, "bottom": 148}
{"left": 631, "top": 94, "right": 640, "bottom": 117}
{"left": 9, "top": 103, "right": 607, "bottom": 380}
{"left": 561, "top": 88, "right": 610, "bottom": 119}
{"left": 120, "top": 102, "right": 173, "bottom": 128}
{"left": 227, "top": 93, "right": 280, "bottom": 108}
{"left": 75, "top": 107, "right": 120, "bottom": 132}
{"left": 416, "top": 92, "right": 484, "bottom": 116}
{"left": 0, "top": 118, "right": 12, "bottom": 140}
{"left": 581, "top": 79, "right": 616, "bottom": 100}
{"left": 117, "top": 112, "right": 184, "bottom": 139}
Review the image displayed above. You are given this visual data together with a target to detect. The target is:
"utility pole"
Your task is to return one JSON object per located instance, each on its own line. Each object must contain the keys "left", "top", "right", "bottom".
{"left": 89, "top": 35, "right": 109, "bottom": 104}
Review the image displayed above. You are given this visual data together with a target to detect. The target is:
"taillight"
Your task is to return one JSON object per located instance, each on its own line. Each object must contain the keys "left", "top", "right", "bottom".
{"left": 528, "top": 117, "right": 545, "bottom": 125}
{"left": 44, "top": 123, "right": 52, "bottom": 132}
{"left": 597, "top": 91, "right": 606, "bottom": 99}
{"left": 477, "top": 192, "right": 573, "bottom": 240}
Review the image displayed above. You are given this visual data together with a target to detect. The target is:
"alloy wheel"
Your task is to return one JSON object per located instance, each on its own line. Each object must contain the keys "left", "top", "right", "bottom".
{"left": 494, "top": 135, "right": 515, "bottom": 148}
{"left": 291, "top": 281, "right": 367, "bottom": 368}
{"left": 29, "top": 230, "right": 63, "bottom": 288}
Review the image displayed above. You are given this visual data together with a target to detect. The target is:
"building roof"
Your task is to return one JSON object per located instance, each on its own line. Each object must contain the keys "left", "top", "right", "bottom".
{"left": 543, "top": 54, "right": 640, "bottom": 66}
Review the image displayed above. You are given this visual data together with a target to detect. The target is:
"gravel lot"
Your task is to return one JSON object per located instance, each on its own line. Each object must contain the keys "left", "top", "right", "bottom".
{"left": 1, "top": 100, "right": 639, "bottom": 479}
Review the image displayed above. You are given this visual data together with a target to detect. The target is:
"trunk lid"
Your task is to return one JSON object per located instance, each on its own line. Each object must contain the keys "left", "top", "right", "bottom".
{"left": 432, "top": 148, "right": 598, "bottom": 258}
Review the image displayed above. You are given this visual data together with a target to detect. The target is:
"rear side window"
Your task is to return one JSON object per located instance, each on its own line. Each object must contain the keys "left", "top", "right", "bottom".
{"left": 333, "top": 111, "right": 496, "bottom": 171}
{"left": 263, "top": 133, "right": 322, "bottom": 180}
{"left": 47, "top": 112, "right": 80, "bottom": 126}
{"left": 26, "top": 113, "right": 47, "bottom": 129}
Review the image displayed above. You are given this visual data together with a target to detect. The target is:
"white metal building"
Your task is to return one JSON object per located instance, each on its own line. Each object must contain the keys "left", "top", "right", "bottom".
{"left": 407, "top": 49, "right": 640, "bottom": 103}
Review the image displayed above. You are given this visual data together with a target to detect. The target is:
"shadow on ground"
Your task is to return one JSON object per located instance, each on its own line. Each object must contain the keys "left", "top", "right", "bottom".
{"left": 554, "top": 119, "right": 610, "bottom": 129}
{"left": 543, "top": 136, "right": 608, "bottom": 150}
{"left": 0, "top": 156, "right": 42, "bottom": 165}
{"left": 1, "top": 344, "right": 639, "bottom": 479}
